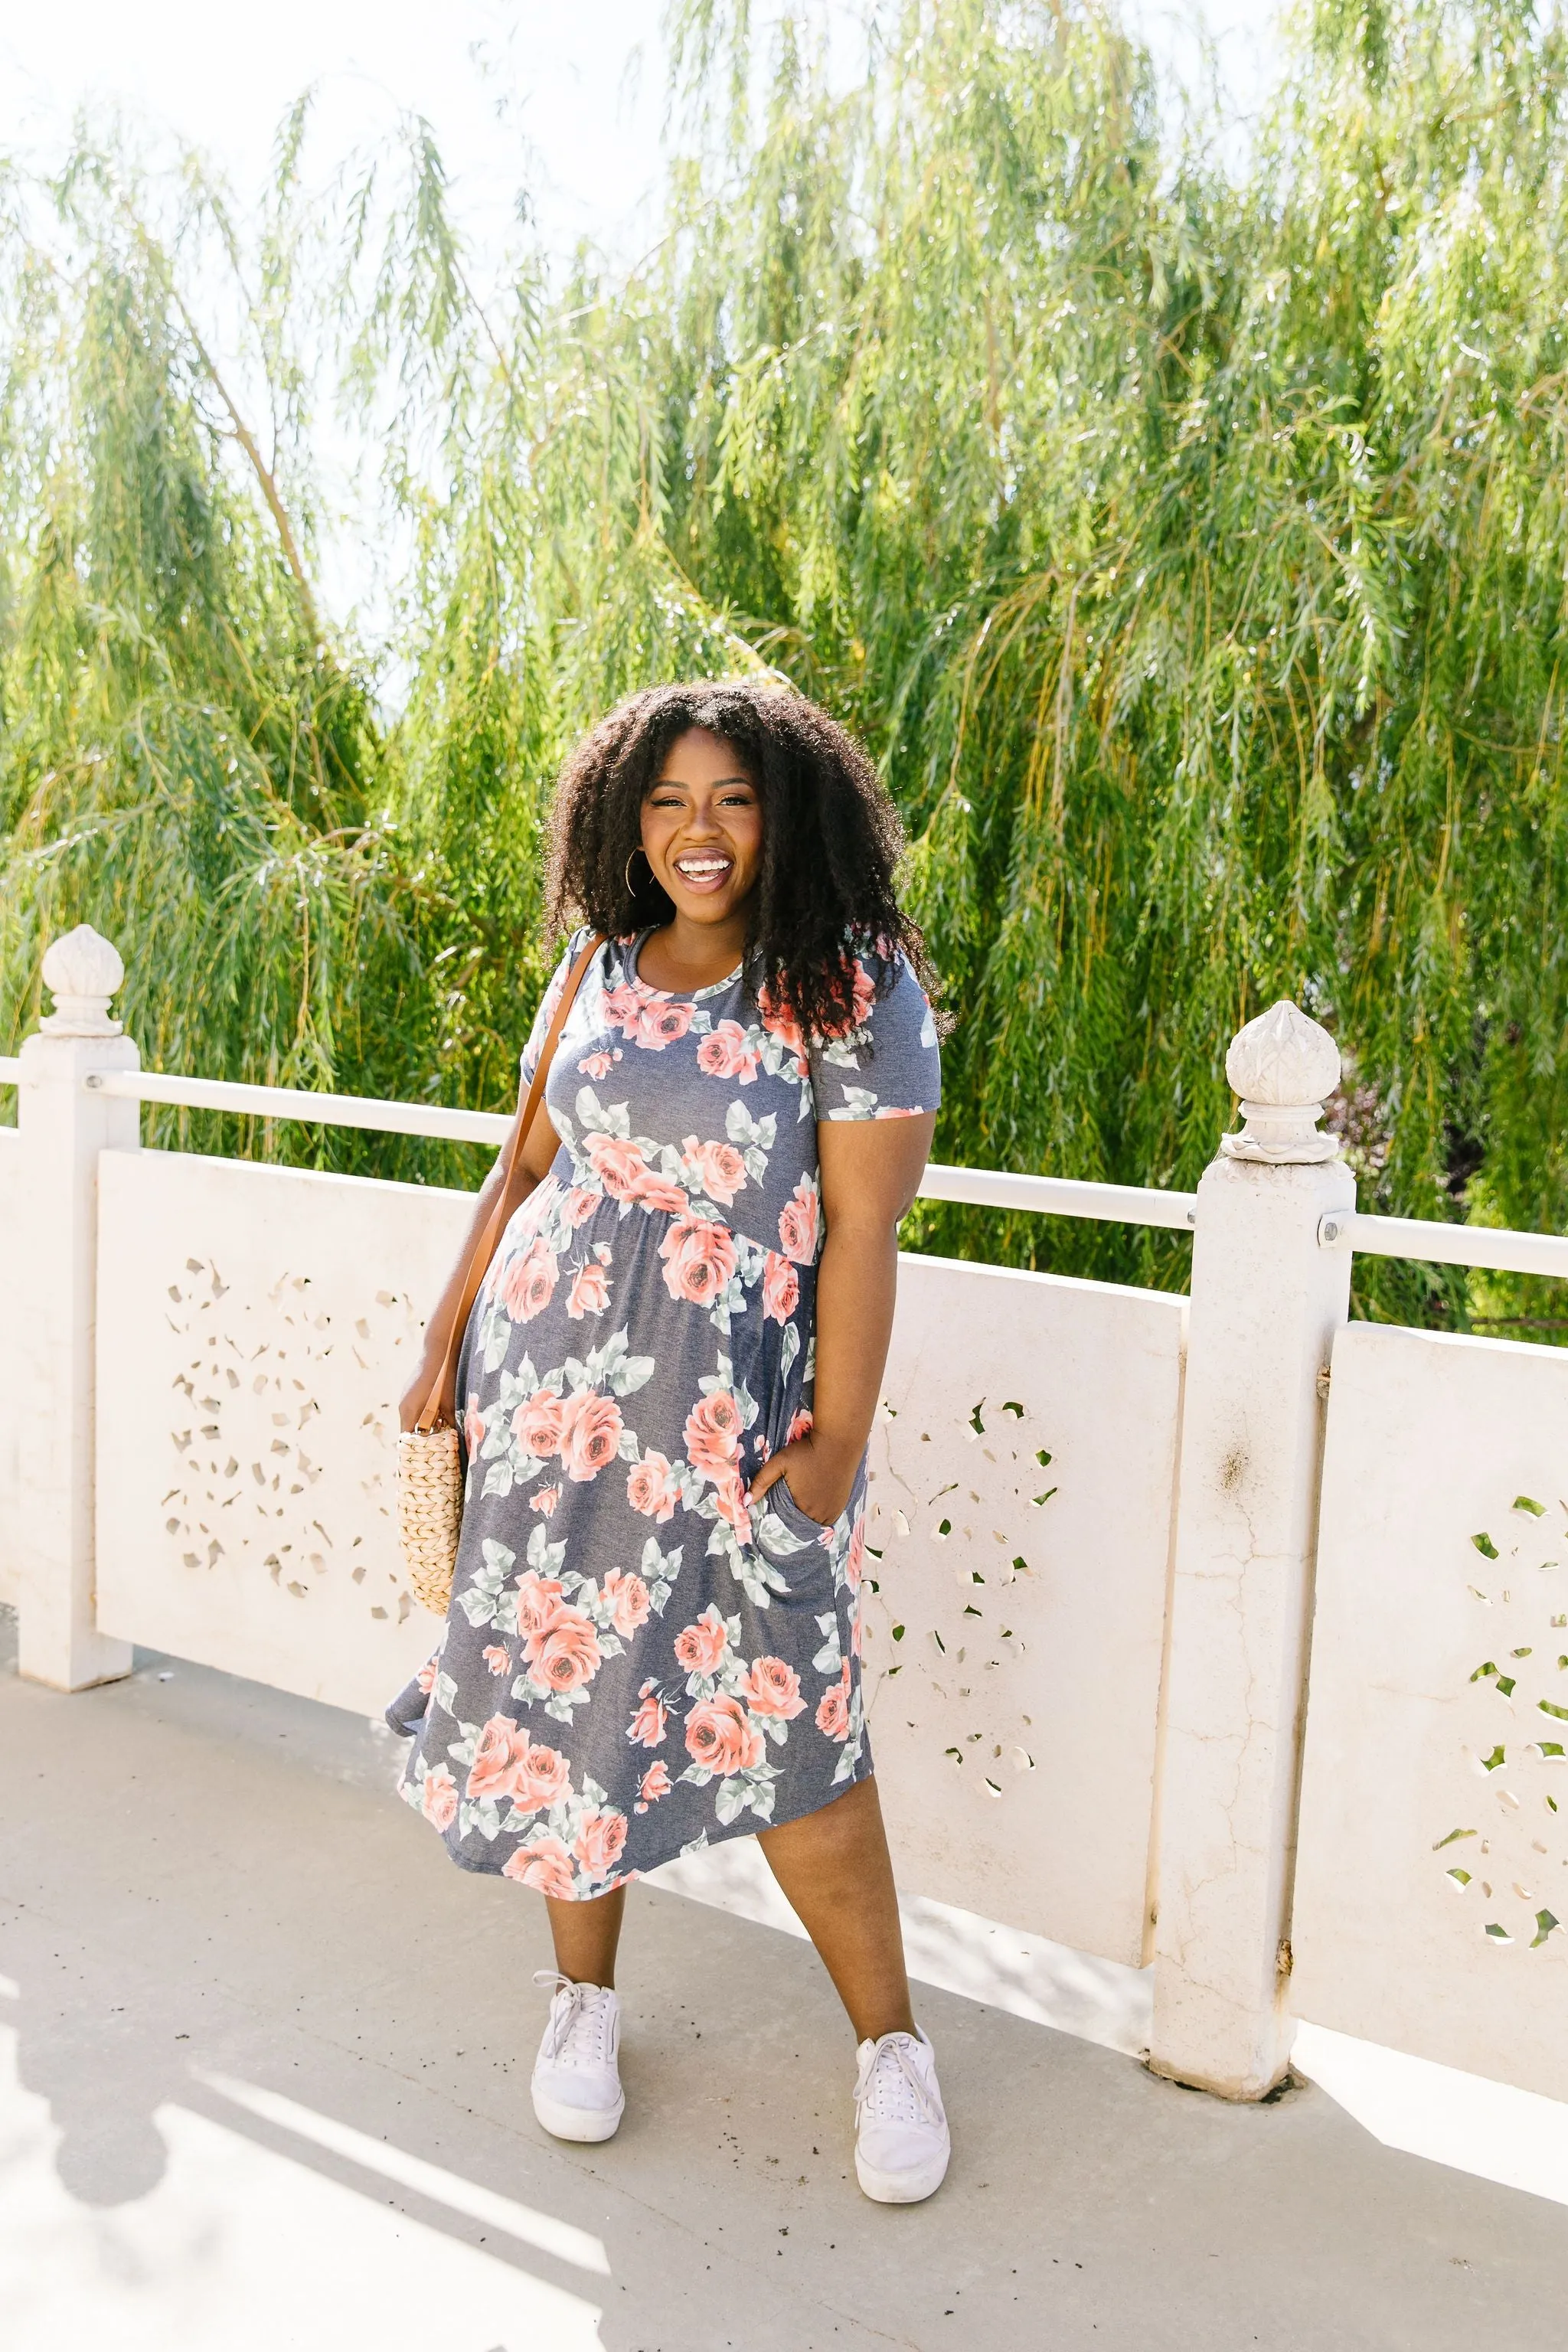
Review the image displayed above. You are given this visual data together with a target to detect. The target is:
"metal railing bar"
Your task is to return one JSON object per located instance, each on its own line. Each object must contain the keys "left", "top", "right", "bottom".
{"left": 1321, "top": 1209, "right": 1568, "bottom": 1281}
{"left": 85, "top": 1068, "right": 512, "bottom": 1147}
{"left": 80, "top": 1068, "right": 1203, "bottom": 1230}
{"left": 917, "top": 1162, "right": 1197, "bottom": 1230}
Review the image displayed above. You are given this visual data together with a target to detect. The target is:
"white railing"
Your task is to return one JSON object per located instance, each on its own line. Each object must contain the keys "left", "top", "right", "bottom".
{"left": 13, "top": 1056, "right": 1568, "bottom": 1270}
{"left": 77, "top": 1067, "right": 1202, "bottom": 1230}
{"left": 7, "top": 927, "right": 1568, "bottom": 2122}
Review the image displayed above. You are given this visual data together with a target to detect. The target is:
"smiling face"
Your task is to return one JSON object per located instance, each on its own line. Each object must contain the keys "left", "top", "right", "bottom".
{"left": 639, "top": 727, "right": 763, "bottom": 933}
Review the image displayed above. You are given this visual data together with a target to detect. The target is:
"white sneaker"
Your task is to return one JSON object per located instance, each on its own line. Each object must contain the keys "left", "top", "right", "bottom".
{"left": 853, "top": 2027, "right": 950, "bottom": 2203}
{"left": 530, "top": 1970, "right": 626, "bottom": 2143}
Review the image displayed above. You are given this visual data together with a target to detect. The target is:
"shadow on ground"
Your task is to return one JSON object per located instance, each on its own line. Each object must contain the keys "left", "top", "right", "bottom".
{"left": 0, "top": 1607, "right": 1562, "bottom": 2350}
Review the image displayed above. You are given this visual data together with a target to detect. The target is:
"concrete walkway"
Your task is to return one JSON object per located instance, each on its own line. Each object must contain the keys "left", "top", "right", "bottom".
{"left": 2, "top": 1619, "right": 1564, "bottom": 2351}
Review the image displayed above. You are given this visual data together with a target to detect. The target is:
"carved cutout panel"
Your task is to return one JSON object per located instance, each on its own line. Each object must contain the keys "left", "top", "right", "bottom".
{"left": 1294, "top": 1322, "right": 1568, "bottom": 2103}
{"left": 865, "top": 1253, "right": 1186, "bottom": 1966}
{"left": 95, "top": 1149, "right": 474, "bottom": 1713}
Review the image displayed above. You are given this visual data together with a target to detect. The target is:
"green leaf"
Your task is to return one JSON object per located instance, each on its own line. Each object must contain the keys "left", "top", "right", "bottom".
{"left": 1514, "top": 1496, "right": 1547, "bottom": 1517}
{"left": 1472, "top": 1534, "right": 1500, "bottom": 1560}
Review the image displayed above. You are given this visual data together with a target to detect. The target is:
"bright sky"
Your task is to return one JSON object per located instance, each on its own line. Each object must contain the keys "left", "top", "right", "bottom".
{"left": 1, "top": 1, "right": 1284, "bottom": 270}
{"left": 0, "top": 1, "right": 1283, "bottom": 645}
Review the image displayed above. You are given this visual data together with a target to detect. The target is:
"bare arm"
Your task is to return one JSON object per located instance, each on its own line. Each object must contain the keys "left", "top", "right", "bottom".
{"left": 397, "top": 1083, "right": 564, "bottom": 1432}
{"left": 749, "top": 1112, "right": 936, "bottom": 1526}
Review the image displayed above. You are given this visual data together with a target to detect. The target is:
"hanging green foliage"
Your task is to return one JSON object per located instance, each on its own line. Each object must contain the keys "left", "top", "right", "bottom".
{"left": 4, "top": 0, "right": 1568, "bottom": 1337}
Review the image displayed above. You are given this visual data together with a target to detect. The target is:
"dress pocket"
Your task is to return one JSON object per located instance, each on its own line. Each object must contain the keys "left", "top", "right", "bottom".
{"left": 753, "top": 1477, "right": 836, "bottom": 1572}
{"left": 766, "top": 1476, "right": 835, "bottom": 1544}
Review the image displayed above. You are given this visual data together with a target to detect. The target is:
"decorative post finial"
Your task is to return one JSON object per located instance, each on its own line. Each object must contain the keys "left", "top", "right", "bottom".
{"left": 39, "top": 925, "right": 125, "bottom": 1038}
{"left": 1220, "top": 1000, "right": 1341, "bottom": 1165}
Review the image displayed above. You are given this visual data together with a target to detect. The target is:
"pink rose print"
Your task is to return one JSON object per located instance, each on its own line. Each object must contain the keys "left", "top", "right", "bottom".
{"left": 466, "top": 1714, "right": 536, "bottom": 1802}
{"left": 815, "top": 1672, "right": 851, "bottom": 1741}
{"left": 626, "top": 1679, "right": 669, "bottom": 1746}
{"left": 761, "top": 1250, "right": 799, "bottom": 1325}
{"left": 501, "top": 1834, "right": 576, "bottom": 1898}
{"left": 513, "top": 1389, "right": 565, "bottom": 1459}
{"left": 711, "top": 1466, "right": 753, "bottom": 1540}
{"left": 787, "top": 1408, "right": 814, "bottom": 1443}
{"left": 567, "top": 1262, "right": 612, "bottom": 1318}
{"left": 463, "top": 1396, "right": 485, "bottom": 1454}
{"left": 818, "top": 957, "right": 877, "bottom": 1038}
{"left": 696, "top": 1019, "right": 762, "bottom": 1083}
{"left": 574, "top": 1808, "right": 629, "bottom": 1880}
{"left": 561, "top": 1185, "right": 599, "bottom": 1228}
{"left": 626, "top": 1449, "right": 678, "bottom": 1521}
{"left": 844, "top": 1513, "right": 866, "bottom": 1593}
{"left": 673, "top": 1605, "right": 730, "bottom": 1677}
{"left": 530, "top": 1485, "right": 560, "bottom": 1517}
{"left": 577, "top": 1050, "right": 616, "bottom": 1079}
{"left": 416, "top": 1650, "right": 440, "bottom": 1695}
{"left": 778, "top": 1178, "right": 819, "bottom": 1266}
{"left": 679, "top": 1136, "right": 748, "bottom": 1204}
{"left": 510, "top": 1735, "right": 571, "bottom": 1813}
{"left": 874, "top": 1104, "right": 921, "bottom": 1119}
{"left": 514, "top": 1568, "right": 566, "bottom": 1642}
{"left": 635, "top": 998, "right": 697, "bottom": 1050}
{"left": 629, "top": 1168, "right": 690, "bottom": 1215}
{"left": 660, "top": 1214, "right": 739, "bottom": 1307}
{"left": 635, "top": 1759, "right": 672, "bottom": 1811}
{"left": 525, "top": 1606, "right": 603, "bottom": 1694}
{"left": 421, "top": 1764, "right": 459, "bottom": 1831}
{"left": 601, "top": 980, "right": 642, "bottom": 1033}
{"left": 499, "top": 1238, "right": 559, "bottom": 1321}
{"left": 603, "top": 1566, "right": 652, "bottom": 1638}
{"left": 558, "top": 1389, "right": 625, "bottom": 1481}
{"left": 756, "top": 982, "right": 805, "bottom": 1060}
{"left": 743, "top": 1655, "right": 806, "bottom": 1720}
{"left": 482, "top": 1644, "right": 511, "bottom": 1677}
{"left": 584, "top": 1131, "right": 650, "bottom": 1200}
{"left": 684, "top": 1694, "right": 763, "bottom": 1775}
{"left": 684, "top": 1387, "right": 743, "bottom": 1463}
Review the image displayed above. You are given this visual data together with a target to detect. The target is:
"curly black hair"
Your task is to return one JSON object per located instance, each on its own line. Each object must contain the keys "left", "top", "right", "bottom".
{"left": 544, "top": 678, "right": 942, "bottom": 1041}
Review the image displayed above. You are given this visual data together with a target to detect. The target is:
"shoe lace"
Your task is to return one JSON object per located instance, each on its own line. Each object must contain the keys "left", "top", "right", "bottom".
{"left": 533, "top": 1968, "right": 616, "bottom": 2068}
{"left": 854, "top": 2034, "right": 943, "bottom": 2128}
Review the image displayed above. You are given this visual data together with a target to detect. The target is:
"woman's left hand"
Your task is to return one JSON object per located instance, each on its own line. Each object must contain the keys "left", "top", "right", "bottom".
{"left": 749, "top": 1432, "right": 858, "bottom": 1531}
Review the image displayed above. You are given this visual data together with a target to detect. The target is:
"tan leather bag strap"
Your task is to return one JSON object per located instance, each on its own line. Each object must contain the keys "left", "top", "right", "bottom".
{"left": 414, "top": 931, "right": 606, "bottom": 1432}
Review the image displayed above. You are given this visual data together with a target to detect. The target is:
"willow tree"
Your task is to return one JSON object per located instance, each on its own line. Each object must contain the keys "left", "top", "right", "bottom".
{"left": 4, "top": 0, "right": 1568, "bottom": 1331}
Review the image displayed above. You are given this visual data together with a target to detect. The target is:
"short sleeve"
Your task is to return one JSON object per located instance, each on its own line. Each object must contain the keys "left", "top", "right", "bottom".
{"left": 519, "top": 930, "right": 592, "bottom": 1089}
{"left": 810, "top": 948, "right": 942, "bottom": 1122}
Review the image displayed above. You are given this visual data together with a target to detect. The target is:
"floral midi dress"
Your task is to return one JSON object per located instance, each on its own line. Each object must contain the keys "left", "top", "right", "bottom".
{"left": 389, "top": 929, "right": 941, "bottom": 1900}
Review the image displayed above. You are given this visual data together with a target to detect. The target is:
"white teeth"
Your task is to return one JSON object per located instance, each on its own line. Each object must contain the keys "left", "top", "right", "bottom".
{"left": 678, "top": 858, "right": 730, "bottom": 875}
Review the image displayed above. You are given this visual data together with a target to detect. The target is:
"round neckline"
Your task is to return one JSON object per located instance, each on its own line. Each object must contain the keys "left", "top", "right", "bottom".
{"left": 626, "top": 928, "right": 743, "bottom": 1002}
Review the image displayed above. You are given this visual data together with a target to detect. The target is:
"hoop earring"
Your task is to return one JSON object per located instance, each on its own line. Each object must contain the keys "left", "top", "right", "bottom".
{"left": 624, "top": 845, "right": 650, "bottom": 896}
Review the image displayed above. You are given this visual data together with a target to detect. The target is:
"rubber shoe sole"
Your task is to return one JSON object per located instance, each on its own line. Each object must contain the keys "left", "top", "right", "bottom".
{"left": 531, "top": 2082, "right": 626, "bottom": 2143}
{"left": 854, "top": 2138, "right": 949, "bottom": 2204}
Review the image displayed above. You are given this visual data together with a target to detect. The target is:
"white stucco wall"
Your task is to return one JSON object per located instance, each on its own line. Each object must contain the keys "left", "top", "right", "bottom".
{"left": 0, "top": 1125, "right": 21, "bottom": 1607}
{"left": 1292, "top": 1321, "right": 1568, "bottom": 2101}
{"left": 93, "top": 1148, "right": 472, "bottom": 1713}
{"left": 864, "top": 1253, "right": 1185, "bottom": 1968}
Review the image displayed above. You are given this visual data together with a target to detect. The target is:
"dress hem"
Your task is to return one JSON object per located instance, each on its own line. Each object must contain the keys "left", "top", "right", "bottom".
{"left": 428, "top": 1746, "right": 877, "bottom": 1894}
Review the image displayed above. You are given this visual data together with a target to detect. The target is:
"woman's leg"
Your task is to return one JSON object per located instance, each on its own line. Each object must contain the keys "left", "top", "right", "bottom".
{"left": 544, "top": 1883, "right": 627, "bottom": 1986}
{"left": 757, "top": 1775, "right": 916, "bottom": 2043}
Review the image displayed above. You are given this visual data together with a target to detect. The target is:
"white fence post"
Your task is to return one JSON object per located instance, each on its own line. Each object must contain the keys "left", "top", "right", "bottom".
{"left": 1148, "top": 1001, "right": 1354, "bottom": 2099}
{"left": 11, "top": 927, "right": 139, "bottom": 1690}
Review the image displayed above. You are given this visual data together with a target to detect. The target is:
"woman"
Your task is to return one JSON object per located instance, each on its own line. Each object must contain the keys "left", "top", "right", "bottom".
{"left": 389, "top": 679, "right": 949, "bottom": 2203}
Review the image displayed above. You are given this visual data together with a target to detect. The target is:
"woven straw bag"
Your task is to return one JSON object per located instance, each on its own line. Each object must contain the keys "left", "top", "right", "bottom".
{"left": 397, "top": 934, "right": 605, "bottom": 1615}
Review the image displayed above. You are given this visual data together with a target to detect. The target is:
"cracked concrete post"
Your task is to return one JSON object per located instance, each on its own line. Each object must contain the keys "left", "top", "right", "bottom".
{"left": 1148, "top": 1001, "right": 1354, "bottom": 2099}
{"left": 11, "top": 926, "right": 138, "bottom": 1690}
